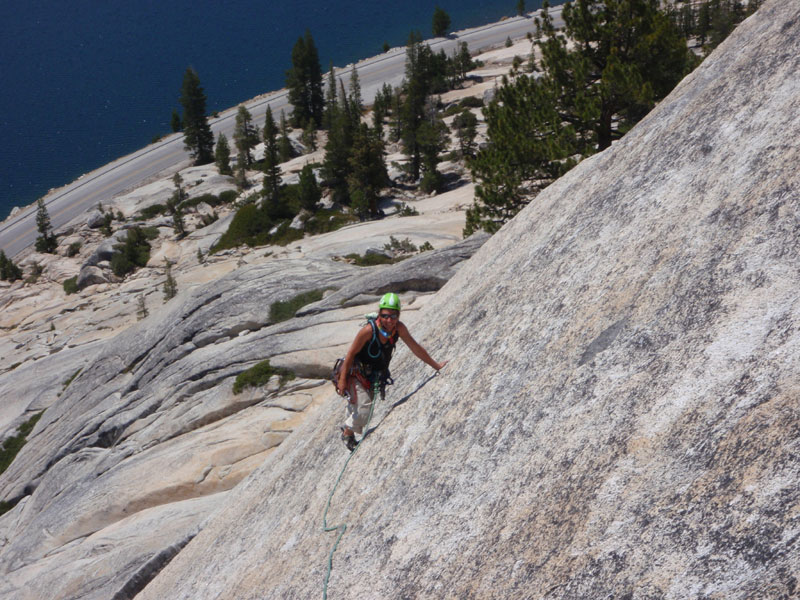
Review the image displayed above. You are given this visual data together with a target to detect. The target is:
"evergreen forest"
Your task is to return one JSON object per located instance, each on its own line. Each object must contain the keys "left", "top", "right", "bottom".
{"left": 187, "top": 0, "right": 762, "bottom": 253}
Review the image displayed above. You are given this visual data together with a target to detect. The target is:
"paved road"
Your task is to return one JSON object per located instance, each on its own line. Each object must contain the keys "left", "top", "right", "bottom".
{"left": 0, "top": 6, "right": 563, "bottom": 259}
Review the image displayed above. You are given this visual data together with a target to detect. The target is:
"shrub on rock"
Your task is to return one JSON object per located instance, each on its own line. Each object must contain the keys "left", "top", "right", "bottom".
{"left": 233, "top": 360, "right": 295, "bottom": 395}
{"left": 63, "top": 276, "right": 78, "bottom": 295}
{"left": 110, "top": 226, "right": 151, "bottom": 278}
{"left": 0, "top": 250, "right": 23, "bottom": 282}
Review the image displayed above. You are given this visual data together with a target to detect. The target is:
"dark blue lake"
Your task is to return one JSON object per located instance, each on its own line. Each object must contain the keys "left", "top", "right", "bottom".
{"left": 0, "top": 0, "right": 541, "bottom": 220}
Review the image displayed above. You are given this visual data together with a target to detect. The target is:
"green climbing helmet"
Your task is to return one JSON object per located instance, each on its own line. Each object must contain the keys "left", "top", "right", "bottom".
{"left": 378, "top": 292, "right": 401, "bottom": 312}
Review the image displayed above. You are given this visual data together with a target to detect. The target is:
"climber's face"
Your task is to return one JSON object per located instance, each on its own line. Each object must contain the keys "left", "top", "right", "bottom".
{"left": 378, "top": 310, "right": 399, "bottom": 332}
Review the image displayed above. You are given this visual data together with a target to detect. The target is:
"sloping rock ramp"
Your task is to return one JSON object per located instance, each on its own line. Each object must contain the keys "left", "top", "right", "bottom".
{"left": 0, "top": 236, "right": 487, "bottom": 599}
{"left": 134, "top": 2, "right": 800, "bottom": 599}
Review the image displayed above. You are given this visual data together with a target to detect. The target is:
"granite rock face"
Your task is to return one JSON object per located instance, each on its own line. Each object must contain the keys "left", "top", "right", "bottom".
{"left": 0, "top": 237, "right": 484, "bottom": 599}
{"left": 86, "top": 210, "right": 106, "bottom": 229}
{"left": 76, "top": 265, "right": 109, "bottom": 288}
{"left": 127, "top": 3, "right": 798, "bottom": 599}
{"left": 2, "top": 3, "right": 799, "bottom": 599}
{"left": 0, "top": 344, "right": 101, "bottom": 437}
{"left": 83, "top": 228, "right": 130, "bottom": 267}
{"left": 298, "top": 232, "right": 489, "bottom": 317}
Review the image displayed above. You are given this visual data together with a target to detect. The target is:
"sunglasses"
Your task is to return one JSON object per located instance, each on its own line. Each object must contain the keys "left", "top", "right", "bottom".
{"left": 378, "top": 313, "right": 399, "bottom": 320}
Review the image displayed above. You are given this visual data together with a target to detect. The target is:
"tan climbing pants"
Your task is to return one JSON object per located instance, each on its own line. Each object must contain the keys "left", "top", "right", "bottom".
{"left": 343, "top": 377, "right": 377, "bottom": 435}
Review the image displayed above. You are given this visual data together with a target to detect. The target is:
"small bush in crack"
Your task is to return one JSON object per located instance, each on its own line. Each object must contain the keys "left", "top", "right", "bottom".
{"left": 63, "top": 276, "right": 78, "bottom": 295}
{"left": 233, "top": 360, "right": 295, "bottom": 395}
{"left": 0, "top": 411, "right": 44, "bottom": 477}
{"left": 269, "top": 288, "right": 331, "bottom": 323}
{"left": 61, "top": 368, "right": 82, "bottom": 394}
{"left": 384, "top": 235, "right": 418, "bottom": 254}
{"left": 110, "top": 226, "right": 151, "bottom": 278}
{"left": 66, "top": 241, "right": 82, "bottom": 257}
{"left": 343, "top": 251, "right": 403, "bottom": 266}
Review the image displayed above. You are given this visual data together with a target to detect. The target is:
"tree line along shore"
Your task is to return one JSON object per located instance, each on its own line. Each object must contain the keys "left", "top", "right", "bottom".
{"left": 1, "top": 0, "right": 759, "bottom": 290}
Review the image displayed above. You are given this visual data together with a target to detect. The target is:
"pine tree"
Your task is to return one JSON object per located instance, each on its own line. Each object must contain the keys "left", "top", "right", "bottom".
{"left": 286, "top": 30, "right": 324, "bottom": 128}
{"left": 304, "top": 31, "right": 324, "bottom": 126}
{"left": 322, "top": 80, "right": 355, "bottom": 204}
{"left": 99, "top": 213, "right": 113, "bottom": 237}
{"left": 179, "top": 68, "right": 215, "bottom": 165}
{"left": 671, "top": 2, "right": 696, "bottom": 40}
{"left": 136, "top": 294, "right": 149, "bottom": 320}
{"left": 235, "top": 148, "right": 249, "bottom": 190}
{"left": 286, "top": 35, "right": 309, "bottom": 127}
{"left": 279, "top": 110, "right": 294, "bottom": 162}
{"left": 167, "top": 173, "right": 188, "bottom": 237}
{"left": 466, "top": 0, "right": 697, "bottom": 235}
{"left": 517, "top": 0, "right": 526, "bottom": 17}
{"left": 110, "top": 226, "right": 151, "bottom": 277}
{"left": 397, "top": 33, "right": 453, "bottom": 179}
{"left": 323, "top": 63, "right": 338, "bottom": 131}
{"left": 0, "top": 249, "right": 23, "bottom": 282}
{"left": 417, "top": 103, "right": 449, "bottom": 194}
{"left": 465, "top": 73, "right": 577, "bottom": 236}
{"left": 35, "top": 198, "right": 57, "bottom": 253}
{"left": 372, "top": 94, "right": 387, "bottom": 137}
{"left": 348, "top": 123, "right": 388, "bottom": 216}
{"left": 298, "top": 164, "right": 321, "bottom": 211}
{"left": 400, "top": 31, "right": 428, "bottom": 180}
{"left": 372, "top": 82, "right": 394, "bottom": 135}
{"left": 536, "top": 0, "right": 696, "bottom": 151}
{"left": 302, "top": 119, "right": 317, "bottom": 152}
{"left": 453, "top": 109, "right": 478, "bottom": 158}
{"left": 389, "top": 87, "right": 403, "bottom": 143}
{"left": 215, "top": 133, "right": 233, "bottom": 175}
{"left": 697, "top": 1, "right": 711, "bottom": 45}
{"left": 432, "top": 6, "right": 451, "bottom": 37}
{"left": 456, "top": 42, "right": 473, "bottom": 83}
{"left": 162, "top": 259, "right": 178, "bottom": 302}
{"left": 36, "top": 197, "right": 51, "bottom": 237}
{"left": 171, "top": 109, "right": 182, "bottom": 132}
{"left": 339, "top": 79, "right": 356, "bottom": 129}
{"left": 233, "top": 105, "right": 259, "bottom": 166}
{"left": 696, "top": 0, "right": 746, "bottom": 52}
{"left": 348, "top": 65, "right": 362, "bottom": 116}
{"left": 262, "top": 106, "right": 281, "bottom": 201}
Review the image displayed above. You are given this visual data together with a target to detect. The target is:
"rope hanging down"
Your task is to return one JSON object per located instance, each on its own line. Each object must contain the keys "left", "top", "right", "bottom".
{"left": 321, "top": 378, "right": 380, "bottom": 600}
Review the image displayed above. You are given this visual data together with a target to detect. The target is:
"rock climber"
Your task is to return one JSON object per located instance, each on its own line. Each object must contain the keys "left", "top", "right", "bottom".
{"left": 335, "top": 292, "right": 447, "bottom": 451}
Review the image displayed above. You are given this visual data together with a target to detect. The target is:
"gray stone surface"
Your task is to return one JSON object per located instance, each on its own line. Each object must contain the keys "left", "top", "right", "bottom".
{"left": 0, "top": 493, "right": 226, "bottom": 600}
{"left": 76, "top": 265, "right": 109, "bottom": 288}
{"left": 0, "top": 342, "right": 102, "bottom": 437}
{"left": 298, "top": 232, "right": 489, "bottom": 317}
{"left": 86, "top": 210, "right": 106, "bottom": 228}
{"left": 0, "top": 235, "right": 483, "bottom": 598}
{"left": 0, "top": 493, "right": 224, "bottom": 600}
{"left": 2, "top": 4, "right": 798, "bottom": 599}
{"left": 0, "top": 259, "right": 352, "bottom": 500}
{"left": 81, "top": 229, "right": 132, "bottom": 268}
{"left": 126, "top": 3, "right": 798, "bottom": 598}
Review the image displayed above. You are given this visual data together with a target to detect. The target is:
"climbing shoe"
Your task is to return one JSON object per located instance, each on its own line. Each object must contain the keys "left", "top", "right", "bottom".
{"left": 341, "top": 428, "right": 358, "bottom": 452}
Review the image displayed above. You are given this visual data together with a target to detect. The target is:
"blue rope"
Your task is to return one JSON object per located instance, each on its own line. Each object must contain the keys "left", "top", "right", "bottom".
{"left": 321, "top": 378, "right": 381, "bottom": 599}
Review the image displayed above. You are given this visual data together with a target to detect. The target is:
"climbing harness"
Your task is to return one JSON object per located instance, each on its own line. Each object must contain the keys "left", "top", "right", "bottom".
{"left": 322, "top": 375, "right": 384, "bottom": 599}
{"left": 330, "top": 358, "right": 345, "bottom": 393}
{"left": 330, "top": 314, "right": 396, "bottom": 397}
